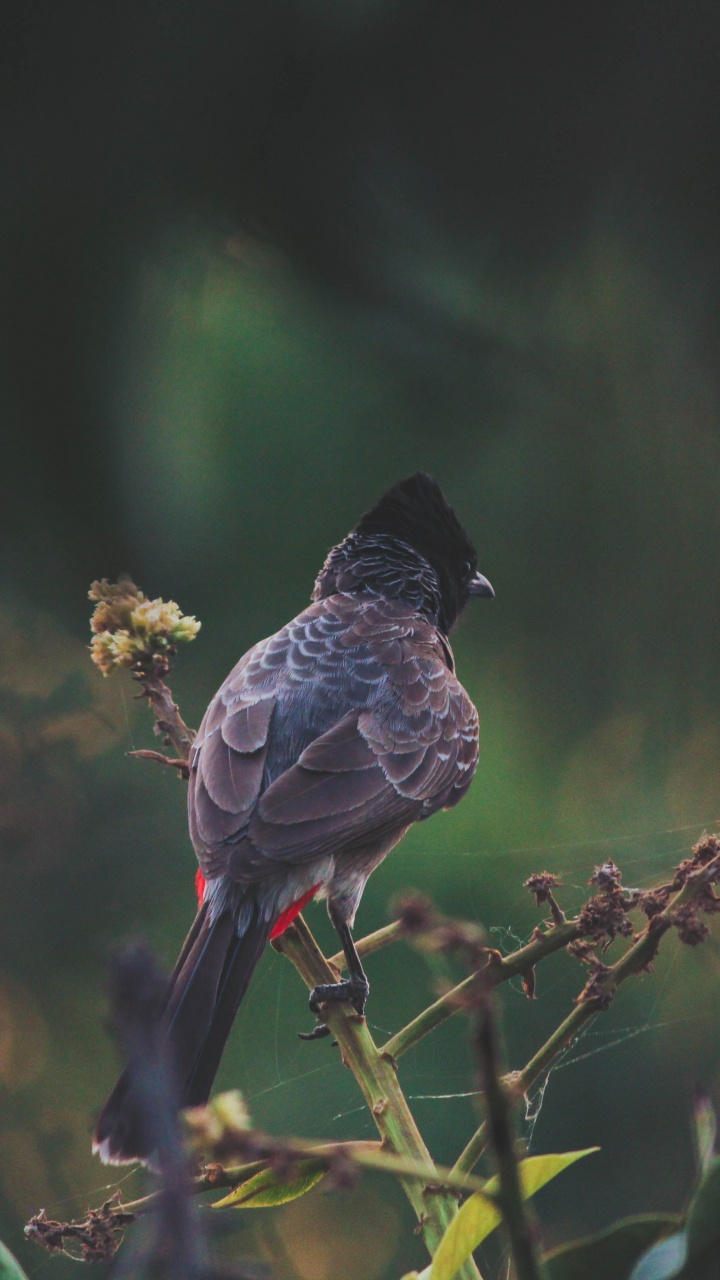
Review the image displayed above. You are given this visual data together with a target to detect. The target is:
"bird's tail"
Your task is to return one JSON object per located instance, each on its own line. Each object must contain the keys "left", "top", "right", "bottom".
{"left": 93, "top": 901, "right": 271, "bottom": 1166}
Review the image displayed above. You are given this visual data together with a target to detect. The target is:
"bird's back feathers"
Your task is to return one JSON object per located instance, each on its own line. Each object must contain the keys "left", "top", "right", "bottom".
{"left": 188, "top": 595, "right": 478, "bottom": 892}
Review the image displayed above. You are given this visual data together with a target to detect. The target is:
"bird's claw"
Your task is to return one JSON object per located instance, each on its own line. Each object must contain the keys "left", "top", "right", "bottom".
{"left": 308, "top": 975, "right": 369, "bottom": 1016}
{"left": 299, "top": 974, "right": 370, "bottom": 1040}
{"left": 298, "top": 1023, "right": 332, "bottom": 1041}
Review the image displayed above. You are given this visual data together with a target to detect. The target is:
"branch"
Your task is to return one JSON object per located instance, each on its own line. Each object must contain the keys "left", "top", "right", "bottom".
{"left": 381, "top": 919, "right": 583, "bottom": 1061}
{"left": 272, "top": 916, "right": 483, "bottom": 1279}
{"left": 134, "top": 664, "right": 196, "bottom": 763}
{"left": 127, "top": 748, "right": 191, "bottom": 777}
{"left": 328, "top": 919, "right": 406, "bottom": 969}
{"left": 122, "top": 1146, "right": 491, "bottom": 1213}
{"left": 452, "top": 843, "right": 720, "bottom": 1177}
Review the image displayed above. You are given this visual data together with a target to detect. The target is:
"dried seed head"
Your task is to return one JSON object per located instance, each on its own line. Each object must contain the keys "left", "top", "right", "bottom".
{"left": 578, "top": 892, "right": 633, "bottom": 949}
{"left": 566, "top": 938, "right": 598, "bottom": 965}
{"left": 524, "top": 872, "right": 562, "bottom": 906}
{"left": 589, "top": 860, "right": 623, "bottom": 891}
{"left": 671, "top": 905, "right": 711, "bottom": 947}
{"left": 636, "top": 887, "right": 671, "bottom": 919}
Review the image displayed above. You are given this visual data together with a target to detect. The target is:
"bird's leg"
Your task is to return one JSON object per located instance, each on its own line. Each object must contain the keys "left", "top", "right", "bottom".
{"left": 299, "top": 916, "right": 370, "bottom": 1041}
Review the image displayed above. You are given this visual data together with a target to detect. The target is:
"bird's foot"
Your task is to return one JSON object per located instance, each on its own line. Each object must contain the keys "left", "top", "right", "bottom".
{"left": 298, "top": 974, "right": 370, "bottom": 1041}
{"left": 309, "top": 974, "right": 369, "bottom": 1017}
{"left": 298, "top": 1023, "right": 332, "bottom": 1041}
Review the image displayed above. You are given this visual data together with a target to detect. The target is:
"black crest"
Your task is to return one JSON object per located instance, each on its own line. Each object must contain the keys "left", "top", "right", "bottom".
{"left": 355, "top": 473, "right": 477, "bottom": 575}
{"left": 314, "top": 473, "right": 486, "bottom": 633}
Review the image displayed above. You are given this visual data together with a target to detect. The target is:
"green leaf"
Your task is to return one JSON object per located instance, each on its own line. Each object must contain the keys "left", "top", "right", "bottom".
{"left": 212, "top": 1157, "right": 328, "bottom": 1209}
{"left": 543, "top": 1215, "right": 682, "bottom": 1280}
{"left": 692, "top": 1091, "right": 717, "bottom": 1174}
{"left": 625, "top": 1158, "right": 720, "bottom": 1280}
{"left": 685, "top": 1158, "right": 720, "bottom": 1260}
{"left": 628, "top": 1232, "right": 688, "bottom": 1280}
{"left": 0, "top": 1240, "right": 31, "bottom": 1280}
{"left": 426, "top": 1148, "right": 598, "bottom": 1280}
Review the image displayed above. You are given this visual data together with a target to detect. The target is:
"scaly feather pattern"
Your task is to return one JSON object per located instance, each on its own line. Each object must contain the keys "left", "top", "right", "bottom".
{"left": 94, "top": 472, "right": 491, "bottom": 1165}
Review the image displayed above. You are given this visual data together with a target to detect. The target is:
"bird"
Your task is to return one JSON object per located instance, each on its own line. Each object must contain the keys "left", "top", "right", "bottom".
{"left": 93, "top": 472, "right": 494, "bottom": 1165}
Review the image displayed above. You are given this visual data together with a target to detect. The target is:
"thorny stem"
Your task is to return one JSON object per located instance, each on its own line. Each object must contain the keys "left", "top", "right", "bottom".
{"left": 452, "top": 847, "right": 720, "bottom": 1178}
{"left": 273, "top": 916, "right": 483, "bottom": 1279}
{"left": 476, "top": 996, "right": 545, "bottom": 1280}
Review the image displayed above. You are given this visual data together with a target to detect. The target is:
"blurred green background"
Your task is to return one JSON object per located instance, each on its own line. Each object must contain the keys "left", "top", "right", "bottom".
{"left": 2, "top": 2, "right": 720, "bottom": 1276}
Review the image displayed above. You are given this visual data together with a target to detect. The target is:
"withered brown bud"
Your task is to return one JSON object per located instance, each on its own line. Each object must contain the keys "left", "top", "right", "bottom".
{"left": 566, "top": 938, "right": 599, "bottom": 965}
{"left": 671, "top": 905, "right": 710, "bottom": 947}
{"left": 637, "top": 887, "right": 671, "bottom": 919}
{"left": 672, "top": 835, "right": 720, "bottom": 888}
{"left": 576, "top": 960, "right": 614, "bottom": 1008}
{"left": 524, "top": 872, "right": 562, "bottom": 906}
{"left": 521, "top": 968, "right": 536, "bottom": 999}
{"left": 692, "top": 835, "right": 720, "bottom": 865}
{"left": 578, "top": 893, "right": 633, "bottom": 950}
{"left": 394, "top": 893, "right": 439, "bottom": 935}
{"left": 589, "top": 860, "right": 623, "bottom": 891}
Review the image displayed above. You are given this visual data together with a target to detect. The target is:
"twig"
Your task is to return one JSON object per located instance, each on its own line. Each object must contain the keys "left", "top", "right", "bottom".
{"left": 452, "top": 844, "right": 720, "bottom": 1177}
{"left": 134, "top": 664, "right": 196, "bottom": 762}
{"left": 97, "top": 1143, "right": 496, "bottom": 1229}
{"left": 328, "top": 919, "right": 406, "bottom": 969}
{"left": 381, "top": 919, "right": 583, "bottom": 1061}
{"left": 128, "top": 748, "right": 190, "bottom": 778}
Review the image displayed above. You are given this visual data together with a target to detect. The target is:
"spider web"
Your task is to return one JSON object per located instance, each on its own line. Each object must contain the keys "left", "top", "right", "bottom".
{"left": 65, "top": 818, "right": 718, "bottom": 1222}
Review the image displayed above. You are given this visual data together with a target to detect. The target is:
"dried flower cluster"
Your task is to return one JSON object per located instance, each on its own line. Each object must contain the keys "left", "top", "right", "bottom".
{"left": 524, "top": 871, "right": 566, "bottom": 926}
{"left": 89, "top": 577, "right": 201, "bottom": 676}
{"left": 524, "top": 872, "right": 562, "bottom": 907}
{"left": 576, "top": 861, "right": 634, "bottom": 951}
{"left": 667, "top": 835, "right": 720, "bottom": 945}
{"left": 25, "top": 1195, "right": 134, "bottom": 1263}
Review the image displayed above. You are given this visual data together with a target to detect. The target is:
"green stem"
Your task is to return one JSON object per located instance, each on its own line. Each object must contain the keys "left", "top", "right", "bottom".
{"left": 328, "top": 919, "right": 405, "bottom": 969}
{"left": 119, "top": 1146, "right": 494, "bottom": 1221}
{"left": 381, "top": 920, "right": 582, "bottom": 1061}
{"left": 452, "top": 851, "right": 720, "bottom": 1177}
{"left": 273, "top": 916, "right": 482, "bottom": 1279}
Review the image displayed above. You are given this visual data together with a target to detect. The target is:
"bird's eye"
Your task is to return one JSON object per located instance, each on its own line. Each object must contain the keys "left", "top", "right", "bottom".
{"left": 463, "top": 560, "right": 473, "bottom": 578}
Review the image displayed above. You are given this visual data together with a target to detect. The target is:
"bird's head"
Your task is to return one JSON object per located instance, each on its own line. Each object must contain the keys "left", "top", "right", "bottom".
{"left": 313, "top": 472, "right": 494, "bottom": 633}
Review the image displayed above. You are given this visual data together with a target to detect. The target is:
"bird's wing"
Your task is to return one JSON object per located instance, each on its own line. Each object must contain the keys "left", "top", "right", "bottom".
{"left": 232, "top": 613, "right": 478, "bottom": 880}
{"left": 188, "top": 601, "right": 361, "bottom": 877}
{"left": 188, "top": 596, "right": 479, "bottom": 883}
{"left": 188, "top": 632, "right": 280, "bottom": 879}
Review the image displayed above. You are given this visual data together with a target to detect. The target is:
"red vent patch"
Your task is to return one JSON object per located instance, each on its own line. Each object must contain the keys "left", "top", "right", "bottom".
{"left": 269, "top": 884, "right": 321, "bottom": 939}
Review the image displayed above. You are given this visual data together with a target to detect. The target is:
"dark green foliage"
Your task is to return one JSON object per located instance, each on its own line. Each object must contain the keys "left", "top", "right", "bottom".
{"left": 543, "top": 1217, "right": 682, "bottom": 1280}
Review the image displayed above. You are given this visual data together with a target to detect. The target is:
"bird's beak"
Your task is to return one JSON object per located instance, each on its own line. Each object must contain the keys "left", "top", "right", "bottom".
{"left": 468, "top": 571, "right": 495, "bottom": 598}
